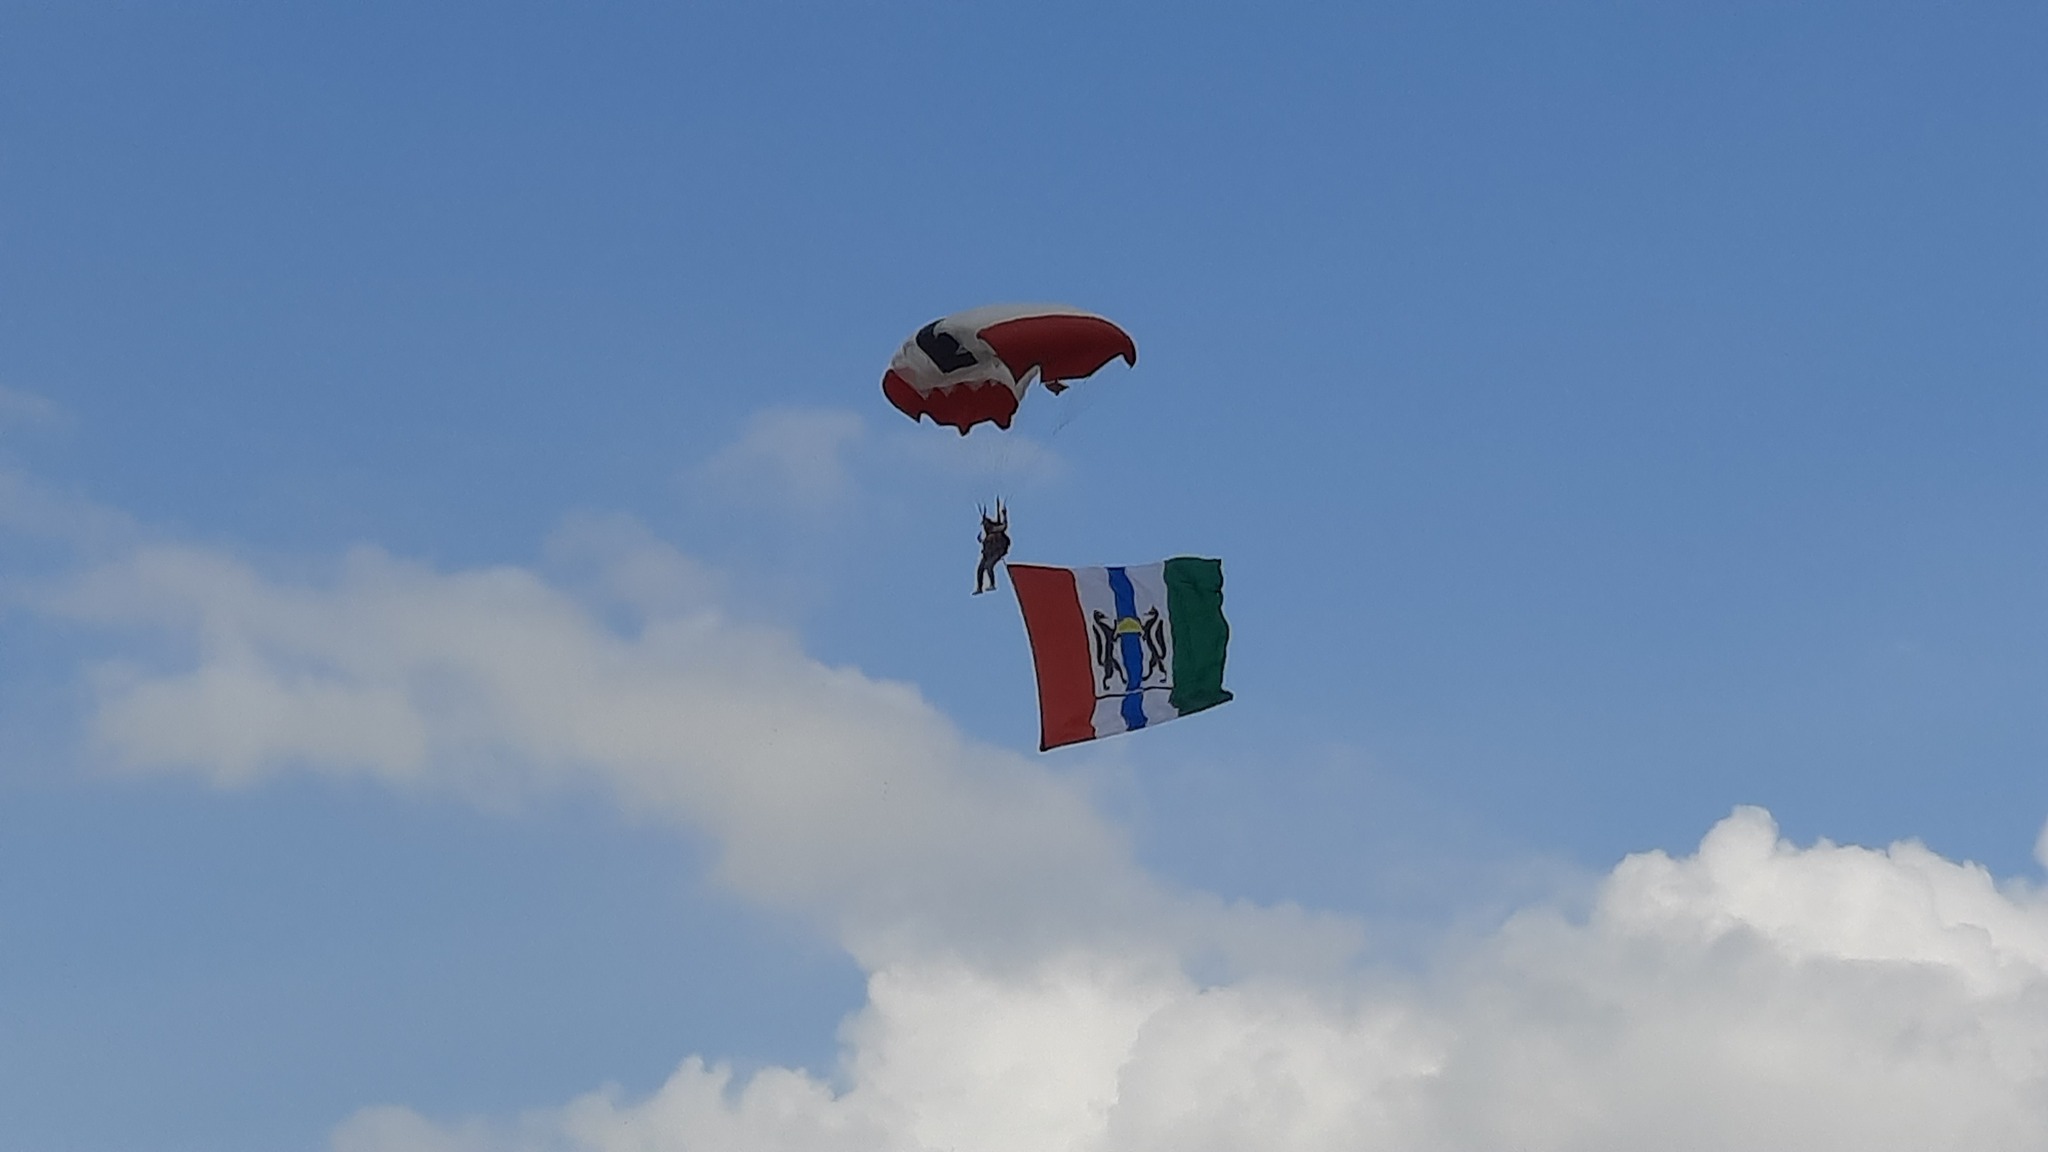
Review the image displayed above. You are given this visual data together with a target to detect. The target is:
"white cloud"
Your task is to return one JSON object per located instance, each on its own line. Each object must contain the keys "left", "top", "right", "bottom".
{"left": 334, "top": 808, "right": 2048, "bottom": 1152}
{"left": 696, "top": 408, "right": 868, "bottom": 510}
{"left": 43, "top": 523, "right": 1357, "bottom": 969}
{"left": 327, "top": 803, "right": 2048, "bottom": 1139}
{"left": 541, "top": 511, "right": 724, "bottom": 621}
{"left": 35, "top": 516, "right": 2048, "bottom": 1151}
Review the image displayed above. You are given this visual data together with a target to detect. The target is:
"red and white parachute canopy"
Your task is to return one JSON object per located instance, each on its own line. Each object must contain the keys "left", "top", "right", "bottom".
{"left": 881, "top": 304, "right": 1137, "bottom": 434}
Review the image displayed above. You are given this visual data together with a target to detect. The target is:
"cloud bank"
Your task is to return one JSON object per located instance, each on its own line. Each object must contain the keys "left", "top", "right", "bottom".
{"left": 330, "top": 807, "right": 2048, "bottom": 1152}
{"left": 36, "top": 515, "right": 2048, "bottom": 1151}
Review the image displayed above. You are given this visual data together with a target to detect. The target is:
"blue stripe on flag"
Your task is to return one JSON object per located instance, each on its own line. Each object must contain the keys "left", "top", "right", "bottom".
{"left": 1107, "top": 567, "right": 1147, "bottom": 732}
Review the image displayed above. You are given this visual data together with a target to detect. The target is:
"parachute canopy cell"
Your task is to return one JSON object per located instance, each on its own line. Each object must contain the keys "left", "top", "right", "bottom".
{"left": 882, "top": 304, "right": 1137, "bottom": 434}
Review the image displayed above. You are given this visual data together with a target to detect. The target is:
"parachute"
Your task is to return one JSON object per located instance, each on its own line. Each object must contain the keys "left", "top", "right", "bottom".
{"left": 881, "top": 304, "right": 1137, "bottom": 435}
{"left": 868, "top": 304, "right": 1229, "bottom": 748}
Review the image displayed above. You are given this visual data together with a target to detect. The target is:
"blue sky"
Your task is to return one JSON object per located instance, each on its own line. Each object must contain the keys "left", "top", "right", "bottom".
{"left": 4, "top": 5, "right": 2047, "bottom": 1150}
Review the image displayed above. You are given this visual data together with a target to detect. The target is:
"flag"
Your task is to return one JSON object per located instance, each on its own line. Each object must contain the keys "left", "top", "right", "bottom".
{"left": 1008, "top": 557, "right": 1233, "bottom": 751}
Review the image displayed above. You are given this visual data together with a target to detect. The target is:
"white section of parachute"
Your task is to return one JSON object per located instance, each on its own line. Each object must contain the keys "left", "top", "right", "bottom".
{"left": 886, "top": 303, "right": 1113, "bottom": 398}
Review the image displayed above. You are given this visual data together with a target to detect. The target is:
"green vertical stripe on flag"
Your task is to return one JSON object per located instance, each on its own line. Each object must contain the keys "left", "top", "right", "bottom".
{"left": 1163, "top": 557, "right": 1233, "bottom": 716}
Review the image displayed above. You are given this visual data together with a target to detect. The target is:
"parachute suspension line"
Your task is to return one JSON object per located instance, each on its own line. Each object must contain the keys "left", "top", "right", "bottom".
{"left": 1042, "top": 363, "right": 1122, "bottom": 444}
{"left": 985, "top": 425, "right": 1013, "bottom": 508}
{"left": 879, "top": 303, "right": 1138, "bottom": 526}
{"left": 1044, "top": 389, "right": 1090, "bottom": 441}
{"left": 993, "top": 393, "right": 1034, "bottom": 505}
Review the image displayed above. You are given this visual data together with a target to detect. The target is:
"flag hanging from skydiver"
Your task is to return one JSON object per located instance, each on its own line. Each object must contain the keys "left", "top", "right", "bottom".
{"left": 1008, "top": 558, "right": 1233, "bottom": 751}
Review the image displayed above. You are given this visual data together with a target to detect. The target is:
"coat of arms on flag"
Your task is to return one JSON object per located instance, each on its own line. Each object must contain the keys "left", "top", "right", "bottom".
{"left": 1007, "top": 558, "right": 1233, "bottom": 751}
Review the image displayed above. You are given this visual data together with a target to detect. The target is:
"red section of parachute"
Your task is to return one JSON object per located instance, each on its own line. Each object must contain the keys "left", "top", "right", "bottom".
{"left": 882, "top": 370, "right": 1020, "bottom": 434}
{"left": 977, "top": 315, "right": 1137, "bottom": 392}
{"left": 881, "top": 308, "right": 1136, "bottom": 434}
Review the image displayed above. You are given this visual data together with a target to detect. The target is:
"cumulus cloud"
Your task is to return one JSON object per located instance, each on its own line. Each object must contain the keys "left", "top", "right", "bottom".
{"left": 40, "top": 523, "right": 1351, "bottom": 970}
{"left": 35, "top": 515, "right": 2048, "bottom": 1150}
{"left": 335, "top": 809, "right": 2048, "bottom": 1152}
{"left": 51, "top": 532, "right": 1109, "bottom": 935}
{"left": 541, "top": 511, "right": 724, "bottom": 621}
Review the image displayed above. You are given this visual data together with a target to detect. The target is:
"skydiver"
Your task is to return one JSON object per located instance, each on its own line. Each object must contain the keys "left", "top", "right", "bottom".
{"left": 975, "top": 501, "right": 1010, "bottom": 594}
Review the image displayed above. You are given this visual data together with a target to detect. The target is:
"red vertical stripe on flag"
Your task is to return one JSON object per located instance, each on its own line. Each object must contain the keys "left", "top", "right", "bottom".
{"left": 1007, "top": 564, "right": 1098, "bottom": 751}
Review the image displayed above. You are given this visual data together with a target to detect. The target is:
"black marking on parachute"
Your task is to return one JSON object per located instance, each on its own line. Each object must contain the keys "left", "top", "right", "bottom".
{"left": 916, "top": 321, "right": 979, "bottom": 373}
